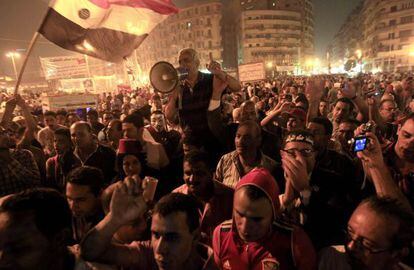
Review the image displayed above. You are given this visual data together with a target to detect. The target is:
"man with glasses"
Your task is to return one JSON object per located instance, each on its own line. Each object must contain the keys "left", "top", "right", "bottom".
{"left": 278, "top": 130, "right": 357, "bottom": 250}
{"left": 319, "top": 196, "right": 414, "bottom": 270}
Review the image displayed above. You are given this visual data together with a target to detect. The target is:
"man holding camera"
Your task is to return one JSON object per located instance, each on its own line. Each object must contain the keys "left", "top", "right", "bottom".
{"left": 377, "top": 113, "right": 414, "bottom": 208}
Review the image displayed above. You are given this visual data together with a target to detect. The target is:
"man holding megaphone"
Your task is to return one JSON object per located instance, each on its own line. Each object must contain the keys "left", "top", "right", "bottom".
{"left": 164, "top": 48, "right": 241, "bottom": 163}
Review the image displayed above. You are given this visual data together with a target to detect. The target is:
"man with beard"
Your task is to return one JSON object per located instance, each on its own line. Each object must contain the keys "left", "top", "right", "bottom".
{"left": 38, "top": 111, "right": 65, "bottom": 156}
{"left": 318, "top": 196, "right": 414, "bottom": 270}
{"left": 334, "top": 119, "right": 360, "bottom": 159}
{"left": 173, "top": 150, "right": 233, "bottom": 244}
{"left": 382, "top": 113, "right": 414, "bottom": 208}
{"left": 330, "top": 98, "right": 354, "bottom": 132}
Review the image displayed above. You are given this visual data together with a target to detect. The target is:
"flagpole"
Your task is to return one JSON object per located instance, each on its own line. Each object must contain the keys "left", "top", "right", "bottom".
{"left": 14, "top": 31, "right": 41, "bottom": 95}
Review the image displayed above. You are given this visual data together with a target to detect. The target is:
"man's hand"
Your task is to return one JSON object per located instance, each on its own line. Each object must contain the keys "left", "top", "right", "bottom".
{"left": 356, "top": 131, "right": 384, "bottom": 167}
{"left": 281, "top": 151, "right": 310, "bottom": 192}
{"left": 305, "top": 78, "right": 324, "bottom": 102}
{"left": 109, "top": 176, "right": 147, "bottom": 226}
{"left": 5, "top": 97, "right": 17, "bottom": 110}
{"left": 15, "top": 94, "right": 26, "bottom": 108}
{"left": 211, "top": 72, "right": 229, "bottom": 100}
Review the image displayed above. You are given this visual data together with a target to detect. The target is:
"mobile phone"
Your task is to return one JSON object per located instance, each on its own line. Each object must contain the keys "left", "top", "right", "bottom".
{"left": 353, "top": 136, "right": 368, "bottom": 152}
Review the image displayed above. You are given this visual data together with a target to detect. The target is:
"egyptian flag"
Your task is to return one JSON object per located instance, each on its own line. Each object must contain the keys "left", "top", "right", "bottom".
{"left": 39, "top": 0, "right": 178, "bottom": 62}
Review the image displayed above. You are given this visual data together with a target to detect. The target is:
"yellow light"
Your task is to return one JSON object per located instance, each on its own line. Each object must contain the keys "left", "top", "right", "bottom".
{"left": 356, "top": 49, "right": 362, "bottom": 59}
{"left": 305, "top": 59, "right": 314, "bottom": 66}
{"left": 6, "top": 52, "right": 20, "bottom": 58}
{"left": 266, "top": 61, "right": 273, "bottom": 68}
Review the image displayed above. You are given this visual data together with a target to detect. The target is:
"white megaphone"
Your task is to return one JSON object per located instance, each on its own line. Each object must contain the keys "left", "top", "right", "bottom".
{"left": 149, "top": 61, "right": 189, "bottom": 94}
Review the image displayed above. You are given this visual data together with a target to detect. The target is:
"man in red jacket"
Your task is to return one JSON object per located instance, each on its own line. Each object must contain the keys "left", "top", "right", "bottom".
{"left": 212, "top": 168, "right": 316, "bottom": 270}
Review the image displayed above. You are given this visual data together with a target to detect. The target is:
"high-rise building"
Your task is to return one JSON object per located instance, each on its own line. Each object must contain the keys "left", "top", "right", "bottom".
{"left": 135, "top": 0, "right": 314, "bottom": 77}
{"left": 363, "top": 0, "right": 414, "bottom": 72}
{"left": 135, "top": 1, "right": 224, "bottom": 75}
{"left": 239, "top": 0, "right": 314, "bottom": 73}
{"left": 330, "top": 0, "right": 414, "bottom": 73}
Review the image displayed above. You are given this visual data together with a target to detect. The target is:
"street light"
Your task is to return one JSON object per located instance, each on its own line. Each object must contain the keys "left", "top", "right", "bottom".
{"left": 6, "top": 52, "right": 20, "bottom": 80}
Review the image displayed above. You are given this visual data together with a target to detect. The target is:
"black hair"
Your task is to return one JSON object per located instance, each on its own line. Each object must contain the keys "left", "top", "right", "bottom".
{"left": 153, "top": 193, "right": 202, "bottom": 233}
{"left": 309, "top": 117, "right": 333, "bottom": 136}
{"left": 183, "top": 150, "right": 210, "bottom": 167}
{"left": 334, "top": 97, "right": 354, "bottom": 112}
{"left": 56, "top": 110, "right": 68, "bottom": 117}
{"left": 361, "top": 196, "right": 414, "bottom": 250}
{"left": 86, "top": 109, "right": 99, "bottom": 118}
{"left": 123, "top": 112, "right": 144, "bottom": 129}
{"left": 116, "top": 151, "right": 145, "bottom": 180}
{"left": 295, "top": 93, "right": 309, "bottom": 111}
{"left": 379, "top": 99, "right": 397, "bottom": 109}
{"left": 54, "top": 127, "right": 71, "bottom": 141}
{"left": 66, "top": 166, "right": 104, "bottom": 196}
{"left": 399, "top": 112, "right": 414, "bottom": 126}
{"left": 44, "top": 111, "right": 57, "bottom": 118}
{"left": 0, "top": 188, "right": 72, "bottom": 243}
{"left": 109, "top": 119, "right": 122, "bottom": 131}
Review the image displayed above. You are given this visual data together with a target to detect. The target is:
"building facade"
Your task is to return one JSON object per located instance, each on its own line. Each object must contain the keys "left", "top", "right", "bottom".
{"left": 239, "top": 0, "right": 315, "bottom": 73}
{"left": 331, "top": 0, "right": 414, "bottom": 73}
{"left": 135, "top": 0, "right": 314, "bottom": 77}
{"left": 135, "top": 1, "right": 223, "bottom": 76}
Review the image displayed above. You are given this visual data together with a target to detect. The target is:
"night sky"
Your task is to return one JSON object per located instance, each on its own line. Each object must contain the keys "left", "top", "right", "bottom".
{"left": 0, "top": 0, "right": 361, "bottom": 80}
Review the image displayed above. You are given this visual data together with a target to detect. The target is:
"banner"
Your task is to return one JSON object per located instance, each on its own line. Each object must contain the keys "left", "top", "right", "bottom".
{"left": 40, "top": 56, "right": 89, "bottom": 80}
{"left": 238, "top": 62, "right": 266, "bottom": 82}
{"left": 41, "top": 94, "right": 98, "bottom": 112}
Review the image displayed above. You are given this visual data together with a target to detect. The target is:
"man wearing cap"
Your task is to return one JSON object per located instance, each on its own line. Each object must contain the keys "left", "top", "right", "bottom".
{"left": 279, "top": 130, "right": 358, "bottom": 250}
{"left": 212, "top": 168, "right": 316, "bottom": 270}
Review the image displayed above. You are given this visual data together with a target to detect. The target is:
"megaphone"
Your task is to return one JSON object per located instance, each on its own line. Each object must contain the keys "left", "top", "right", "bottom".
{"left": 149, "top": 61, "right": 189, "bottom": 94}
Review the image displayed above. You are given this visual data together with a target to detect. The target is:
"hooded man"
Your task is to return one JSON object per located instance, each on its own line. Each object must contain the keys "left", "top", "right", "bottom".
{"left": 212, "top": 168, "right": 316, "bottom": 270}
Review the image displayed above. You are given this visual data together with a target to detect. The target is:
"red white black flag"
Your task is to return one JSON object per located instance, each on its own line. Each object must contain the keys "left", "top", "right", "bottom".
{"left": 39, "top": 0, "right": 178, "bottom": 62}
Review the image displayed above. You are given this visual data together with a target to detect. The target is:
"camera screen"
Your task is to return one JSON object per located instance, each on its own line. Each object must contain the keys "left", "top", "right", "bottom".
{"left": 354, "top": 137, "right": 368, "bottom": 152}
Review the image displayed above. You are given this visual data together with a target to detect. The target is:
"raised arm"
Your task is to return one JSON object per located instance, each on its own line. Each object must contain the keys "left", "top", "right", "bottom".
{"left": 357, "top": 131, "right": 412, "bottom": 211}
{"left": 305, "top": 78, "right": 325, "bottom": 123}
{"left": 80, "top": 176, "right": 148, "bottom": 266}
{"left": 0, "top": 97, "right": 17, "bottom": 129}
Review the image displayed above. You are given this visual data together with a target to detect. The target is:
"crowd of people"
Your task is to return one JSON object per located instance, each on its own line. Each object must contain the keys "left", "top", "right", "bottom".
{"left": 0, "top": 47, "right": 414, "bottom": 270}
